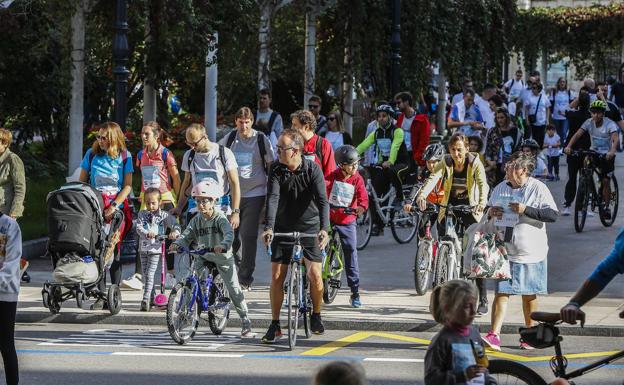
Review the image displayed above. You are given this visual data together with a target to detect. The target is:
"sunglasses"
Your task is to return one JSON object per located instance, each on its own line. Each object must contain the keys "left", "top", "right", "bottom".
{"left": 328, "top": 117, "right": 336, "bottom": 121}
{"left": 96, "top": 135, "right": 108, "bottom": 141}
{"left": 308, "top": 104, "right": 320, "bottom": 109}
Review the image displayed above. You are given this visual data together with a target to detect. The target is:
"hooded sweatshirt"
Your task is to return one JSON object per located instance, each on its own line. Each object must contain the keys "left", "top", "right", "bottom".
{"left": 174, "top": 209, "right": 233, "bottom": 263}
{"left": 0, "top": 214, "right": 22, "bottom": 302}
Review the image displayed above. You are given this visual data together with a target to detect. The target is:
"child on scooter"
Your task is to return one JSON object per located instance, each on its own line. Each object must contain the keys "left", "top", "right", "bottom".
{"left": 170, "top": 180, "right": 253, "bottom": 338}
{"left": 136, "top": 188, "right": 180, "bottom": 312}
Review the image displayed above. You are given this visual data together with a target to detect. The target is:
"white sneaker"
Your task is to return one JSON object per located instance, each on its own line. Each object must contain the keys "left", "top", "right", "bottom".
{"left": 587, "top": 211, "right": 595, "bottom": 218}
{"left": 165, "top": 273, "right": 176, "bottom": 289}
{"left": 120, "top": 273, "right": 143, "bottom": 290}
{"left": 561, "top": 206, "right": 571, "bottom": 216}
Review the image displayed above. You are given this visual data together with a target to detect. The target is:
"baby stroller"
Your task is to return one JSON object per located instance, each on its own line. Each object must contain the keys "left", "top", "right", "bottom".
{"left": 42, "top": 182, "right": 123, "bottom": 315}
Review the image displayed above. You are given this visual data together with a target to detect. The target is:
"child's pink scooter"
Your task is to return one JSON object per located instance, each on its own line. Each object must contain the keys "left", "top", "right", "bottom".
{"left": 153, "top": 236, "right": 169, "bottom": 307}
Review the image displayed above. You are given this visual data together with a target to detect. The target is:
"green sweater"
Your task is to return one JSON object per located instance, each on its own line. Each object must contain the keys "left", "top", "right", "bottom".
{"left": 174, "top": 210, "right": 234, "bottom": 262}
{"left": 0, "top": 150, "right": 25, "bottom": 217}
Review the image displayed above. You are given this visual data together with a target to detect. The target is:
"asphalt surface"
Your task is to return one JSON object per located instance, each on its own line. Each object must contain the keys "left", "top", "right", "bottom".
{"left": 14, "top": 323, "right": 624, "bottom": 385}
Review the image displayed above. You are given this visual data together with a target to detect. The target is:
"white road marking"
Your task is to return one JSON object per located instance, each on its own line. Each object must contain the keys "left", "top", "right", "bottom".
{"left": 363, "top": 357, "right": 424, "bottom": 363}
{"left": 112, "top": 352, "right": 244, "bottom": 358}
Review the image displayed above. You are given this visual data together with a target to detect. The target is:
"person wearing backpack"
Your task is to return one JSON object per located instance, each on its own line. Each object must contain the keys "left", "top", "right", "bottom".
{"left": 550, "top": 77, "right": 575, "bottom": 142}
{"left": 219, "top": 107, "right": 275, "bottom": 290}
{"left": 79, "top": 122, "right": 134, "bottom": 310}
{"left": 172, "top": 123, "right": 241, "bottom": 230}
{"left": 291, "top": 109, "right": 336, "bottom": 179}
{"left": 254, "top": 89, "right": 283, "bottom": 149}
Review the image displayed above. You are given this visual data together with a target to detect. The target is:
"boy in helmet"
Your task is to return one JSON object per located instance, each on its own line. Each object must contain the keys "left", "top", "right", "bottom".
{"left": 325, "top": 145, "right": 369, "bottom": 307}
{"left": 521, "top": 138, "right": 548, "bottom": 178}
{"left": 170, "top": 180, "right": 253, "bottom": 337}
{"left": 565, "top": 99, "right": 619, "bottom": 219}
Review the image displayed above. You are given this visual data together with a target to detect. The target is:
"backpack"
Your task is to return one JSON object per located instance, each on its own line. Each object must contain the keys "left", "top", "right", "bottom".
{"left": 253, "top": 111, "right": 278, "bottom": 136}
{"left": 303, "top": 135, "right": 324, "bottom": 164}
{"left": 224, "top": 130, "right": 269, "bottom": 174}
{"left": 185, "top": 145, "right": 228, "bottom": 196}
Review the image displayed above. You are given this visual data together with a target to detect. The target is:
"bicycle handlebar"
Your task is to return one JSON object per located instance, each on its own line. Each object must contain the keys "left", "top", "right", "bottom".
{"left": 570, "top": 149, "right": 605, "bottom": 158}
{"left": 176, "top": 247, "right": 215, "bottom": 255}
{"left": 329, "top": 205, "right": 357, "bottom": 215}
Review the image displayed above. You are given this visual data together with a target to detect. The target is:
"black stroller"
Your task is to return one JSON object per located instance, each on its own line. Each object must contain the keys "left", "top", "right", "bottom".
{"left": 42, "top": 182, "right": 123, "bottom": 315}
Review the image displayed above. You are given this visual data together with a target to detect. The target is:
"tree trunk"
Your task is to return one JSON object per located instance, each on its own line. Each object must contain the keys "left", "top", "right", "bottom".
{"left": 342, "top": 23, "right": 354, "bottom": 136}
{"left": 303, "top": 6, "right": 317, "bottom": 106}
{"left": 68, "top": 0, "right": 87, "bottom": 175}
{"left": 541, "top": 49, "right": 548, "bottom": 86}
{"left": 436, "top": 66, "right": 447, "bottom": 136}
{"left": 257, "top": 2, "right": 271, "bottom": 91}
{"left": 205, "top": 33, "right": 218, "bottom": 142}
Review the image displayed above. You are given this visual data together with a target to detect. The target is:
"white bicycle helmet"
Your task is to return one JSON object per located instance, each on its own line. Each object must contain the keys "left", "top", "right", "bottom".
{"left": 191, "top": 180, "right": 223, "bottom": 199}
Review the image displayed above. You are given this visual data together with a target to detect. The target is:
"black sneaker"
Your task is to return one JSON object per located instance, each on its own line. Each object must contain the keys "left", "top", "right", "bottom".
{"left": 477, "top": 299, "right": 489, "bottom": 316}
{"left": 310, "top": 313, "right": 325, "bottom": 335}
{"left": 261, "top": 322, "right": 283, "bottom": 344}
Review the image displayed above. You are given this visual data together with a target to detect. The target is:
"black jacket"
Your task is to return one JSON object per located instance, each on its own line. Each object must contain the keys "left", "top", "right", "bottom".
{"left": 265, "top": 158, "right": 330, "bottom": 233}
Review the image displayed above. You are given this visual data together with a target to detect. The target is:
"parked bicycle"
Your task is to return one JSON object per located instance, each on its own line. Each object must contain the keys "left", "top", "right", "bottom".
{"left": 267, "top": 232, "right": 317, "bottom": 350}
{"left": 488, "top": 311, "right": 624, "bottom": 385}
{"left": 357, "top": 165, "right": 417, "bottom": 248}
{"left": 572, "top": 149, "right": 619, "bottom": 232}
{"left": 166, "top": 247, "right": 231, "bottom": 345}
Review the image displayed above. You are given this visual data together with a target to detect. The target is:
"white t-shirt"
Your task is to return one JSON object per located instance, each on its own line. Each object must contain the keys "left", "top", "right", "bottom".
{"left": 400, "top": 113, "right": 416, "bottom": 151}
{"left": 581, "top": 117, "right": 619, "bottom": 154}
{"left": 534, "top": 156, "right": 547, "bottom": 177}
{"left": 507, "top": 101, "right": 517, "bottom": 117}
{"left": 551, "top": 90, "right": 575, "bottom": 120}
{"left": 181, "top": 144, "right": 238, "bottom": 194}
{"left": 543, "top": 133, "right": 561, "bottom": 157}
{"left": 505, "top": 78, "right": 525, "bottom": 99}
{"left": 489, "top": 177, "right": 557, "bottom": 263}
{"left": 325, "top": 131, "right": 344, "bottom": 150}
{"left": 476, "top": 96, "right": 494, "bottom": 129}
{"left": 451, "top": 92, "right": 464, "bottom": 106}
{"left": 527, "top": 93, "right": 551, "bottom": 126}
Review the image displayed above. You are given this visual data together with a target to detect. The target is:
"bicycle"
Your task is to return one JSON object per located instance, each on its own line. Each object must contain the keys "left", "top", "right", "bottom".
{"left": 358, "top": 165, "right": 417, "bottom": 247}
{"left": 572, "top": 149, "right": 619, "bottom": 232}
{"left": 488, "top": 311, "right": 624, "bottom": 385}
{"left": 166, "top": 247, "right": 231, "bottom": 345}
{"left": 267, "top": 232, "right": 318, "bottom": 350}
{"left": 322, "top": 206, "right": 358, "bottom": 304}
{"left": 431, "top": 203, "right": 475, "bottom": 288}
{"left": 411, "top": 204, "right": 440, "bottom": 295}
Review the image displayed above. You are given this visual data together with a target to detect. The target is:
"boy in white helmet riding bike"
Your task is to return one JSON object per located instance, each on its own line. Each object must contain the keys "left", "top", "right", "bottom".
{"left": 170, "top": 180, "right": 253, "bottom": 337}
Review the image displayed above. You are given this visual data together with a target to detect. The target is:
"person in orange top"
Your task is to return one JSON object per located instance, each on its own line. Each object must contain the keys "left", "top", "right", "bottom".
{"left": 404, "top": 143, "right": 445, "bottom": 212}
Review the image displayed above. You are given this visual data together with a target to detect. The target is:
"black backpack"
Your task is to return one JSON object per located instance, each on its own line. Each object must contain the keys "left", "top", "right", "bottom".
{"left": 224, "top": 130, "right": 269, "bottom": 174}
{"left": 253, "top": 111, "right": 278, "bottom": 136}
{"left": 47, "top": 182, "right": 105, "bottom": 257}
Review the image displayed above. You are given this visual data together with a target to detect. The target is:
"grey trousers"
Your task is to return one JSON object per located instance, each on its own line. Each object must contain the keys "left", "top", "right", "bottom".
{"left": 198, "top": 255, "right": 248, "bottom": 319}
{"left": 233, "top": 195, "right": 265, "bottom": 286}
{"left": 141, "top": 253, "right": 161, "bottom": 302}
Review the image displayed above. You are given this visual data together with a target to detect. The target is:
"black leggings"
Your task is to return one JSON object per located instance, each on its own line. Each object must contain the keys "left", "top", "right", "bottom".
{"left": 370, "top": 164, "right": 407, "bottom": 225}
{"left": 0, "top": 301, "right": 18, "bottom": 385}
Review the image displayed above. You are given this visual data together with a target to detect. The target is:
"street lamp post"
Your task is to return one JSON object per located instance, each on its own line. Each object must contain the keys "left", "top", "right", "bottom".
{"left": 390, "top": 0, "right": 401, "bottom": 98}
{"left": 112, "top": 0, "right": 129, "bottom": 130}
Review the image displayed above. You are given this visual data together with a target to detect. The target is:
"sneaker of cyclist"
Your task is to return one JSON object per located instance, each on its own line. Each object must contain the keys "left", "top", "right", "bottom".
{"left": 404, "top": 143, "right": 445, "bottom": 236}
{"left": 356, "top": 104, "right": 410, "bottom": 236}
{"left": 521, "top": 138, "right": 548, "bottom": 179}
{"left": 415, "top": 134, "right": 489, "bottom": 315}
{"left": 291, "top": 109, "right": 336, "bottom": 179}
{"left": 326, "top": 145, "right": 369, "bottom": 308}
{"left": 261, "top": 129, "right": 330, "bottom": 343}
{"left": 564, "top": 99, "right": 619, "bottom": 220}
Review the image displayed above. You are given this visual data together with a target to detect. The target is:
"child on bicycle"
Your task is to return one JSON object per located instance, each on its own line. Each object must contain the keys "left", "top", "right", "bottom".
{"left": 326, "top": 145, "right": 368, "bottom": 308}
{"left": 425, "top": 280, "right": 495, "bottom": 385}
{"left": 136, "top": 187, "right": 181, "bottom": 312}
{"left": 170, "top": 180, "right": 253, "bottom": 337}
{"left": 404, "top": 143, "right": 445, "bottom": 228}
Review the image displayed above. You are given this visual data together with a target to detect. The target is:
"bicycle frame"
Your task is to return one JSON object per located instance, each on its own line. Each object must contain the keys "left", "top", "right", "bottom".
{"left": 322, "top": 227, "right": 345, "bottom": 280}
{"left": 366, "top": 179, "right": 396, "bottom": 224}
{"left": 177, "top": 251, "right": 227, "bottom": 315}
{"left": 291, "top": 243, "right": 309, "bottom": 314}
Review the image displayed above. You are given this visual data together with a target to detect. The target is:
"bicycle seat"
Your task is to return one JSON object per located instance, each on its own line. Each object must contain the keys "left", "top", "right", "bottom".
{"left": 530, "top": 312, "right": 562, "bottom": 323}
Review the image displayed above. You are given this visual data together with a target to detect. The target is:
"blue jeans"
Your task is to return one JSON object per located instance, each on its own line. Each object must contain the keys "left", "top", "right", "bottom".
{"left": 334, "top": 222, "right": 360, "bottom": 294}
{"left": 553, "top": 119, "right": 568, "bottom": 143}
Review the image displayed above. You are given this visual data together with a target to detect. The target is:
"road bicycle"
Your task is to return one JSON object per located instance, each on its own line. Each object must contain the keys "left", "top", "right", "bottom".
{"left": 358, "top": 165, "right": 417, "bottom": 248}
{"left": 166, "top": 247, "right": 231, "bottom": 345}
{"left": 572, "top": 149, "right": 619, "bottom": 232}
{"left": 322, "top": 206, "right": 358, "bottom": 304}
{"left": 268, "top": 232, "right": 318, "bottom": 350}
{"left": 488, "top": 311, "right": 624, "bottom": 385}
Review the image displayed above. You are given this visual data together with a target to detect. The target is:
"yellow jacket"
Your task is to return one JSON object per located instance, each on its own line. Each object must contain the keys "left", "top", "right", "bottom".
{"left": 417, "top": 152, "right": 489, "bottom": 222}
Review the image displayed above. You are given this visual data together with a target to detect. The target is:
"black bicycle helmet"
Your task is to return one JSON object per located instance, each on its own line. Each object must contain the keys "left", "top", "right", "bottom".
{"left": 334, "top": 145, "right": 359, "bottom": 165}
{"left": 521, "top": 138, "right": 540, "bottom": 150}
{"left": 423, "top": 143, "right": 445, "bottom": 161}
{"left": 376, "top": 104, "right": 396, "bottom": 118}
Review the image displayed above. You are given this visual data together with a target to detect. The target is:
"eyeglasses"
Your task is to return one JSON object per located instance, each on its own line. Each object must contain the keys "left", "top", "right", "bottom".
{"left": 276, "top": 145, "right": 296, "bottom": 153}
{"left": 328, "top": 117, "right": 336, "bottom": 121}
{"left": 308, "top": 104, "right": 320, "bottom": 109}
{"left": 341, "top": 161, "right": 358, "bottom": 168}
{"left": 186, "top": 136, "right": 206, "bottom": 147}
{"left": 197, "top": 197, "right": 216, "bottom": 205}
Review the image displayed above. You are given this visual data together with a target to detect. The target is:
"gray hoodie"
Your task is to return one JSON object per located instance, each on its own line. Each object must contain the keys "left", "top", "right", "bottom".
{"left": 0, "top": 215, "right": 22, "bottom": 302}
{"left": 174, "top": 210, "right": 233, "bottom": 263}
{"left": 136, "top": 209, "right": 181, "bottom": 254}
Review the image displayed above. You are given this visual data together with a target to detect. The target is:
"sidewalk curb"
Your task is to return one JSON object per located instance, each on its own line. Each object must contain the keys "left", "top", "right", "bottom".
{"left": 16, "top": 311, "right": 624, "bottom": 337}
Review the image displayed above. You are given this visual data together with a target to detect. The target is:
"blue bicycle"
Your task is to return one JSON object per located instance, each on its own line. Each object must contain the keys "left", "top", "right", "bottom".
{"left": 166, "top": 247, "right": 231, "bottom": 345}
{"left": 268, "top": 232, "right": 319, "bottom": 350}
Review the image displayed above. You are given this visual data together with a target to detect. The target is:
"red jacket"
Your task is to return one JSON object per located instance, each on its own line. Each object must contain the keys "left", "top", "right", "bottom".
{"left": 396, "top": 112, "right": 431, "bottom": 167}
{"left": 326, "top": 168, "right": 368, "bottom": 225}
{"left": 303, "top": 134, "right": 336, "bottom": 179}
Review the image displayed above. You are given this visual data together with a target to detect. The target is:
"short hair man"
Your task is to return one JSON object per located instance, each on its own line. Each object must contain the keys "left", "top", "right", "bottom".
{"left": 307, "top": 95, "right": 328, "bottom": 135}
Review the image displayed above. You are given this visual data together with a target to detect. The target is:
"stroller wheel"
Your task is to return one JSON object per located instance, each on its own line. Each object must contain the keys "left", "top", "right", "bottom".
{"left": 75, "top": 287, "right": 86, "bottom": 309}
{"left": 45, "top": 286, "right": 61, "bottom": 314}
{"left": 107, "top": 284, "right": 122, "bottom": 315}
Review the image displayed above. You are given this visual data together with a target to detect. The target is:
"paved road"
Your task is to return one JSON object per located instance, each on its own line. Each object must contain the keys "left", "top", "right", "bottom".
{"left": 15, "top": 323, "right": 624, "bottom": 385}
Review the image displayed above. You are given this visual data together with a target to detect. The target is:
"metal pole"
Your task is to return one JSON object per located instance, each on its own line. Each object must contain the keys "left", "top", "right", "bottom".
{"left": 390, "top": 0, "right": 401, "bottom": 98}
{"left": 112, "top": 0, "right": 129, "bottom": 130}
{"left": 204, "top": 33, "right": 218, "bottom": 142}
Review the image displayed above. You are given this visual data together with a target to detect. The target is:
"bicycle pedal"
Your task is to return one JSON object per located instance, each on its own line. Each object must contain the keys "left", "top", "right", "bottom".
{"left": 329, "top": 279, "right": 341, "bottom": 288}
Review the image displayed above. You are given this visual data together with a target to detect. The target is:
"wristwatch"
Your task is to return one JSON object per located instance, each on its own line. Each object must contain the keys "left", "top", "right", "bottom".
{"left": 232, "top": 208, "right": 241, "bottom": 214}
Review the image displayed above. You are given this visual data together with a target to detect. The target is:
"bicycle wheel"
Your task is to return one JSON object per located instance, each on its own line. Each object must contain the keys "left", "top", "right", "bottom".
{"left": 167, "top": 281, "right": 199, "bottom": 345}
{"left": 599, "top": 174, "right": 619, "bottom": 227}
{"left": 287, "top": 262, "right": 300, "bottom": 350}
{"left": 414, "top": 239, "right": 432, "bottom": 296}
{"left": 574, "top": 178, "right": 588, "bottom": 233}
{"left": 488, "top": 359, "right": 548, "bottom": 385}
{"left": 433, "top": 244, "right": 450, "bottom": 287}
{"left": 390, "top": 209, "right": 417, "bottom": 244}
{"left": 208, "top": 272, "right": 231, "bottom": 335}
{"left": 323, "top": 232, "right": 343, "bottom": 304}
{"left": 356, "top": 208, "right": 372, "bottom": 250}
{"left": 303, "top": 277, "right": 312, "bottom": 338}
